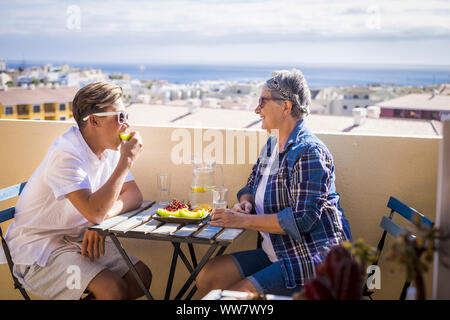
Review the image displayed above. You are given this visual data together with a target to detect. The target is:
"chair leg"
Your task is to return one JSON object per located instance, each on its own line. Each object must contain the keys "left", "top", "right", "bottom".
{"left": 399, "top": 280, "right": 411, "bottom": 300}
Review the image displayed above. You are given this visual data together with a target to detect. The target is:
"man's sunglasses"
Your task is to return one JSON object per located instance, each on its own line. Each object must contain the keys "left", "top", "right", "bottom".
{"left": 82, "top": 111, "right": 129, "bottom": 125}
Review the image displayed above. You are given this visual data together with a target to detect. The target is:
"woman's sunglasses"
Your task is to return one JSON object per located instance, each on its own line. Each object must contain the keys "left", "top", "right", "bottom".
{"left": 82, "top": 111, "right": 129, "bottom": 125}
{"left": 257, "top": 97, "right": 285, "bottom": 109}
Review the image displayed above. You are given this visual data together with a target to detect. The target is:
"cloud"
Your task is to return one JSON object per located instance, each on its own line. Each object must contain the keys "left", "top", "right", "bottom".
{"left": 1, "top": 0, "right": 449, "bottom": 42}
{"left": 1, "top": 0, "right": 449, "bottom": 65}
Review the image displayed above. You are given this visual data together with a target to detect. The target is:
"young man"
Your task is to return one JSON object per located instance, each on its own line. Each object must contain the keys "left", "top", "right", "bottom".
{"left": 0, "top": 82, "right": 152, "bottom": 300}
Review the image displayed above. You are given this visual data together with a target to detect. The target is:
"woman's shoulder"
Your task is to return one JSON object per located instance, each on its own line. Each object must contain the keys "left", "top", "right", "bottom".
{"left": 288, "top": 133, "right": 334, "bottom": 166}
{"left": 292, "top": 130, "right": 330, "bottom": 154}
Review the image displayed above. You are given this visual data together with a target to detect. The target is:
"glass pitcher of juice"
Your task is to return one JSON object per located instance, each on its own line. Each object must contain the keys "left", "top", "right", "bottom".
{"left": 189, "top": 157, "right": 218, "bottom": 208}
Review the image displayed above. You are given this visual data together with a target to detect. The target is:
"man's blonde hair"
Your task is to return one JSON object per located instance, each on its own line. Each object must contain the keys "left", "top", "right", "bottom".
{"left": 71, "top": 82, "right": 123, "bottom": 130}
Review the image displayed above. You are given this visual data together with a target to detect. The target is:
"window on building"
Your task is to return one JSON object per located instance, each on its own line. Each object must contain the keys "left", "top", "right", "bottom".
{"left": 33, "top": 105, "right": 41, "bottom": 113}
{"left": 59, "top": 103, "right": 66, "bottom": 111}
{"left": 17, "top": 105, "right": 29, "bottom": 115}
{"left": 393, "top": 109, "right": 403, "bottom": 118}
{"left": 431, "top": 112, "right": 438, "bottom": 120}
{"left": 44, "top": 104, "right": 55, "bottom": 113}
{"left": 5, "top": 106, "right": 13, "bottom": 115}
{"left": 406, "top": 110, "right": 421, "bottom": 119}
{"left": 59, "top": 116, "right": 66, "bottom": 121}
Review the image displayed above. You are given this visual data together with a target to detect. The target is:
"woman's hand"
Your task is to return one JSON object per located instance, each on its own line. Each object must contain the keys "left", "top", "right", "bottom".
{"left": 209, "top": 208, "right": 248, "bottom": 228}
{"left": 81, "top": 228, "right": 106, "bottom": 261}
{"left": 232, "top": 200, "right": 253, "bottom": 214}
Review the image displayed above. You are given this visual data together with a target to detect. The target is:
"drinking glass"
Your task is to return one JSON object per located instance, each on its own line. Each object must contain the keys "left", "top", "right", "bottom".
{"left": 212, "top": 187, "right": 228, "bottom": 210}
{"left": 157, "top": 173, "right": 170, "bottom": 205}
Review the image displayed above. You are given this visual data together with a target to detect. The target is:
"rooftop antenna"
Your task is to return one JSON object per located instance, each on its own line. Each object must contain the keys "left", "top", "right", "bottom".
{"left": 19, "top": 54, "right": 27, "bottom": 72}
{"left": 139, "top": 65, "right": 146, "bottom": 81}
{"left": 430, "top": 89, "right": 438, "bottom": 99}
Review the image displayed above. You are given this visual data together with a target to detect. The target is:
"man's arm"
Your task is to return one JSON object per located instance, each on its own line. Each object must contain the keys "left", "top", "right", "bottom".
{"left": 66, "top": 157, "right": 130, "bottom": 225}
{"left": 66, "top": 132, "right": 143, "bottom": 225}
{"left": 105, "top": 180, "right": 143, "bottom": 219}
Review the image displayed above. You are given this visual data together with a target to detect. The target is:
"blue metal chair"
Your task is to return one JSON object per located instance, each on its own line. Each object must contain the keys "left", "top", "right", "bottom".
{"left": 0, "top": 182, "right": 96, "bottom": 300}
{"left": 0, "top": 182, "right": 30, "bottom": 300}
{"left": 363, "top": 196, "right": 434, "bottom": 300}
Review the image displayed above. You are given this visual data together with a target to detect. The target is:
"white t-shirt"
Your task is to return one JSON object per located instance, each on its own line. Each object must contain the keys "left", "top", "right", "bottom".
{"left": 0, "top": 126, "right": 134, "bottom": 267}
{"left": 254, "top": 143, "right": 278, "bottom": 263}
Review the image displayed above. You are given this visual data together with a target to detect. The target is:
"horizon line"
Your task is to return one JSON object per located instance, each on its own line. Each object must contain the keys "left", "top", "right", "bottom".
{"left": 3, "top": 58, "right": 450, "bottom": 70}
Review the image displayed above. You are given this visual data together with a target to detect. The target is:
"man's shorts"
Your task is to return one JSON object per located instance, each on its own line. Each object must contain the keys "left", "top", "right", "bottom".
{"left": 230, "top": 249, "right": 302, "bottom": 297}
{"left": 13, "top": 237, "right": 139, "bottom": 300}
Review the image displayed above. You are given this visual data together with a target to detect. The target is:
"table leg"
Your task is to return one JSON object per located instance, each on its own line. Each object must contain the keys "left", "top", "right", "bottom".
{"left": 174, "top": 244, "right": 228, "bottom": 300}
{"left": 188, "top": 243, "right": 197, "bottom": 268}
{"left": 182, "top": 244, "right": 228, "bottom": 300}
{"left": 173, "top": 243, "right": 194, "bottom": 274}
{"left": 109, "top": 233, "right": 154, "bottom": 300}
{"left": 164, "top": 242, "right": 180, "bottom": 300}
{"left": 215, "top": 245, "right": 227, "bottom": 257}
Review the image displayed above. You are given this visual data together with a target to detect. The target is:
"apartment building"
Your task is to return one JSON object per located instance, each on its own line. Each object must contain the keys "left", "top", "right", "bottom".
{"left": 0, "top": 85, "right": 78, "bottom": 121}
{"left": 376, "top": 92, "right": 450, "bottom": 121}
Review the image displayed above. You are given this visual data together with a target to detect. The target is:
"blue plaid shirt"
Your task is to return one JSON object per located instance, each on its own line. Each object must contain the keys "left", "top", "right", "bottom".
{"left": 237, "top": 119, "right": 352, "bottom": 288}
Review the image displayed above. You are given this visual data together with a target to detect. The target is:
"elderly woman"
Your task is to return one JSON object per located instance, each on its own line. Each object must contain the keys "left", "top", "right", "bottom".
{"left": 195, "top": 69, "right": 352, "bottom": 297}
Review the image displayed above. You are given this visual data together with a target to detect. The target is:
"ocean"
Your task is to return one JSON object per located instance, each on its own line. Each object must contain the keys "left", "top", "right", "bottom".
{"left": 6, "top": 61, "right": 450, "bottom": 88}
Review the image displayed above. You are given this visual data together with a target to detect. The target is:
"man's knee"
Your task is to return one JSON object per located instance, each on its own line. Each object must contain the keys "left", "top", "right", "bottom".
{"left": 88, "top": 270, "right": 129, "bottom": 300}
{"left": 122, "top": 261, "right": 153, "bottom": 299}
{"left": 104, "top": 278, "right": 129, "bottom": 300}
{"left": 136, "top": 262, "right": 152, "bottom": 289}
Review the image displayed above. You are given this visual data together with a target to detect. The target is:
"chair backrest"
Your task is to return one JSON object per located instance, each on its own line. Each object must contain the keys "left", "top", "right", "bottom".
{"left": 378, "top": 197, "right": 434, "bottom": 240}
{"left": 386, "top": 196, "right": 434, "bottom": 227}
{"left": 0, "top": 182, "right": 30, "bottom": 300}
{"left": 364, "top": 196, "right": 434, "bottom": 300}
{"left": 0, "top": 182, "right": 27, "bottom": 223}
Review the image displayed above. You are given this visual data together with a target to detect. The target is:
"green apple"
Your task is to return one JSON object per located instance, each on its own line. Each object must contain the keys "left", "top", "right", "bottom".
{"left": 119, "top": 133, "right": 132, "bottom": 141}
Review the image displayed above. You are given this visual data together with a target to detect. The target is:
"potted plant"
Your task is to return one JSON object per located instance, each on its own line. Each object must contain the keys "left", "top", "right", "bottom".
{"left": 293, "top": 239, "right": 377, "bottom": 300}
{"left": 387, "top": 215, "right": 439, "bottom": 300}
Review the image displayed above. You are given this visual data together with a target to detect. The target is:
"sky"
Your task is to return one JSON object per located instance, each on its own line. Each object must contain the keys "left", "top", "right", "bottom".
{"left": 1, "top": 0, "right": 450, "bottom": 66}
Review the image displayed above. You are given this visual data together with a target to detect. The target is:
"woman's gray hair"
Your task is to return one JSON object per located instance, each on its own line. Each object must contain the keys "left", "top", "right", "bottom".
{"left": 265, "top": 69, "right": 311, "bottom": 118}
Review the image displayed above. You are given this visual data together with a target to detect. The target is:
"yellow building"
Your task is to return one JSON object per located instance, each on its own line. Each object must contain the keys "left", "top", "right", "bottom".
{"left": 0, "top": 85, "right": 78, "bottom": 121}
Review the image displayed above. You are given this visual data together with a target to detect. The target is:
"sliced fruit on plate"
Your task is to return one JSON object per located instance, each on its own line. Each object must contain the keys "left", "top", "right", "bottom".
{"left": 157, "top": 208, "right": 181, "bottom": 217}
{"left": 157, "top": 207, "right": 209, "bottom": 219}
{"left": 156, "top": 199, "right": 211, "bottom": 219}
{"left": 179, "top": 208, "right": 204, "bottom": 218}
{"left": 192, "top": 204, "right": 212, "bottom": 212}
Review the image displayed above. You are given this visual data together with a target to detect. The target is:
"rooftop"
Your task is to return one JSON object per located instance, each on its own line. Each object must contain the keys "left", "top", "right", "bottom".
{"left": 0, "top": 86, "right": 79, "bottom": 105}
{"left": 127, "top": 103, "right": 441, "bottom": 136}
{"left": 376, "top": 93, "right": 450, "bottom": 111}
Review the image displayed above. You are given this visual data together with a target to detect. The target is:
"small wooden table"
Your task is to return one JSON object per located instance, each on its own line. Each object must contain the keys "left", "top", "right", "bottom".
{"left": 89, "top": 201, "right": 246, "bottom": 300}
